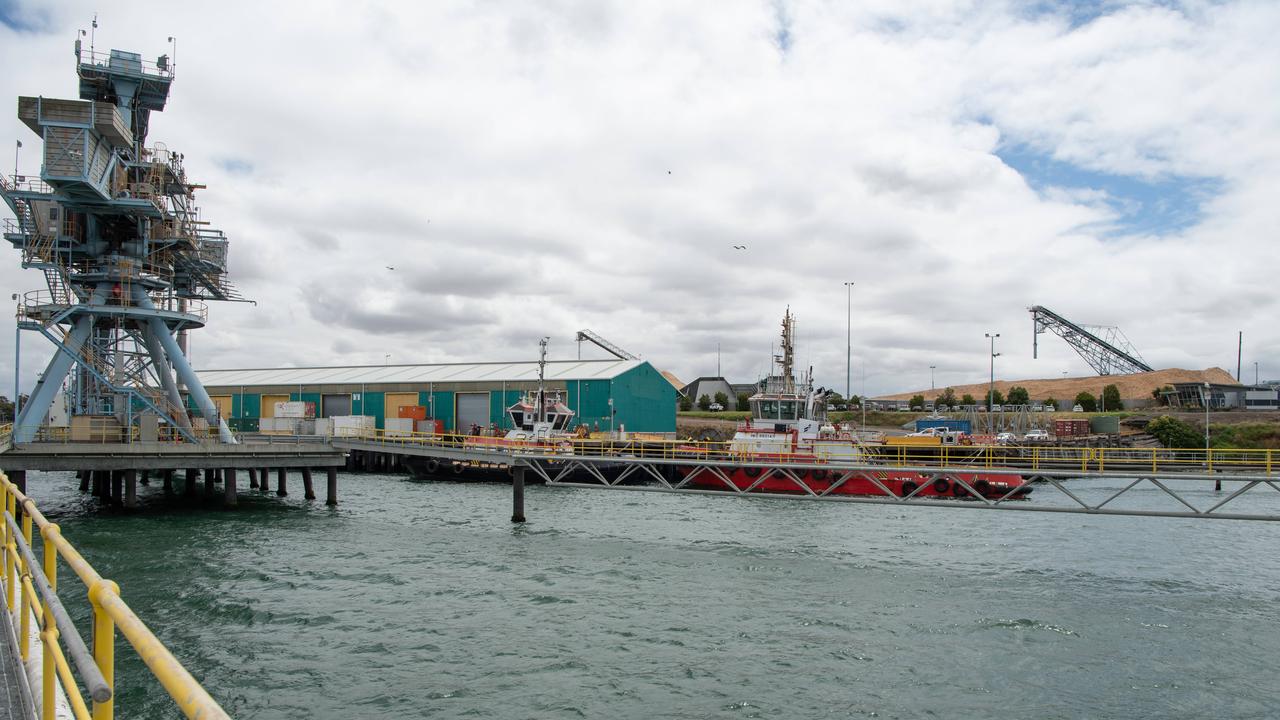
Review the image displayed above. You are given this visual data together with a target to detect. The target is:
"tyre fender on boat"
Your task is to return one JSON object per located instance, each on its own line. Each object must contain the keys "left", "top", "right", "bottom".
{"left": 973, "top": 479, "right": 991, "bottom": 496}
{"left": 744, "top": 466, "right": 762, "bottom": 477}
{"left": 424, "top": 459, "right": 440, "bottom": 474}
{"left": 811, "top": 469, "right": 829, "bottom": 480}
{"left": 451, "top": 462, "right": 465, "bottom": 475}
{"left": 932, "top": 478, "right": 951, "bottom": 494}
{"left": 900, "top": 480, "right": 919, "bottom": 497}
{"left": 952, "top": 480, "right": 968, "bottom": 497}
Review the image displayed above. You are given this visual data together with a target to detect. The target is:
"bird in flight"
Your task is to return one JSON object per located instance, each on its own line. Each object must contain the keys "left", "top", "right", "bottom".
{"left": 385, "top": 266, "right": 395, "bottom": 271}
{"left": 732, "top": 245, "right": 747, "bottom": 250}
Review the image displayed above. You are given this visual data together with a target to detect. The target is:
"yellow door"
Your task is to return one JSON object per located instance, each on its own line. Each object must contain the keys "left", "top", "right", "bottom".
{"left": 385, "top": 392, "right": 419, "bottom": 420}
{"left": 210, "top": 395, "right": 233, "bottom": 419}
{"left": 261, "top": 394, "right": 290, "bottom": 418}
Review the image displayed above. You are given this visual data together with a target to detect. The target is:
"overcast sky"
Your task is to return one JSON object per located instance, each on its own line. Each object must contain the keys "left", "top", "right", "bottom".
{"left": 1, "top": 0, "right": 1277, "bottom": 399}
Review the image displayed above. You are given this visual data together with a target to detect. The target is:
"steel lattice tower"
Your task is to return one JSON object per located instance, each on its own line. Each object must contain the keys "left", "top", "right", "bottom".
{"left": 2, "top": 40, "right": 242, "bottom": 444}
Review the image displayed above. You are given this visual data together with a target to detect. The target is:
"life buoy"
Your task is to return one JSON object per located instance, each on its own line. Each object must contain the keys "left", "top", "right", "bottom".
{"left": 932, "top": 478, "right": 951, "bottom": 494}
{"left": 900, "top": 480, "right": 919, "bottom": 497}
{"left": 743, "top": 466, "right": 761, "bottom": 477}
{"left": 424, "top": 459, "right": 440, "bottom": 474}
{"left": 451, "top": 463, "right": 465, "bottom": 475}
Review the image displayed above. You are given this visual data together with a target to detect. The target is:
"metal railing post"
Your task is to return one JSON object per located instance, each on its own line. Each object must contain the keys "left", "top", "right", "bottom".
{"left": 91, "top": 579, "right": 119, "bottom": 720}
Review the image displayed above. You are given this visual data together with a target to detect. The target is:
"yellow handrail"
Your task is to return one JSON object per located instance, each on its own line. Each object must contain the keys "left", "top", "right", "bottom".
{"left": 0, "top": 472, "right": 231, "bottom": 720}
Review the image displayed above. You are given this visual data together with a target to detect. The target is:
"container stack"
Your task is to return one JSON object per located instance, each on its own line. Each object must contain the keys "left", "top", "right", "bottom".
{"left": 331, "top": 415, "right": 376, "bottom": 437}
{"left": 1054, "top": 418, "right": 1091, "bottom": 438}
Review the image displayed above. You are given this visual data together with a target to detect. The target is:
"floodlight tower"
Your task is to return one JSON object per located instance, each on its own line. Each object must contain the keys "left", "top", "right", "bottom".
{"left": 1, "top": 37, "right": 242, "bottom": 443}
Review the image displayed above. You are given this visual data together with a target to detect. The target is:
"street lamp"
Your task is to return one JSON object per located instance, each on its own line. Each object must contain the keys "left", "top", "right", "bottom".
{"left": 844, "top": 282, "right": 853, "bottom": 404}
{"left": 930, "top": 365, "right": 936, "bottom": 390}
{"left": 985, "top": 333, "right": 1000, "bottom": 434}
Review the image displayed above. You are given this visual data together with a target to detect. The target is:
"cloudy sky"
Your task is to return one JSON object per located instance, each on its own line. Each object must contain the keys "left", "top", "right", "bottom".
{"left": 1, "top": 0, "right": 1277, "bottom": 399}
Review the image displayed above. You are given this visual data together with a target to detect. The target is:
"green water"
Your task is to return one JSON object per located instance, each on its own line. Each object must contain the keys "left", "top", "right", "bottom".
{"left": 21, "top": 471, "right": 1280, "bottom": 719}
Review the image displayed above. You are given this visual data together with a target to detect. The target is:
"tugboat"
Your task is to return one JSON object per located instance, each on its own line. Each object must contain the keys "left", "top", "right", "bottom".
{"left": 680, "top": 309, "right": 1032, "bottom": 500}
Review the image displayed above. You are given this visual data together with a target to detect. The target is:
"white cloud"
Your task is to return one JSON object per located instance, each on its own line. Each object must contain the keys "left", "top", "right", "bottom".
{"left": 1, "top": 0, "right": 1277, "bottom": 401}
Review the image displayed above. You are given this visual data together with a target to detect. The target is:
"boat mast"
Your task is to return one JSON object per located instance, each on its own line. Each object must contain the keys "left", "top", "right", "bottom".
{"left": 537, "top": 337, "right": 548, "bottom": 424}
{"left": 778, "top": 307, "right": 795, "bottom": 394}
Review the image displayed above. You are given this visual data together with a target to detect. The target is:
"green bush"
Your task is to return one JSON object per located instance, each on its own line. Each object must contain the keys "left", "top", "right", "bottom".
{"left": 1147, "top": 415, "right": 1203, "bottom": 449}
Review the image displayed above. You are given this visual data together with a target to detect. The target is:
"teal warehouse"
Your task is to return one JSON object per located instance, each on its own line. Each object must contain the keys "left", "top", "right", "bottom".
{"left": 195, "top": 359, "right": 677, "bottom": 435}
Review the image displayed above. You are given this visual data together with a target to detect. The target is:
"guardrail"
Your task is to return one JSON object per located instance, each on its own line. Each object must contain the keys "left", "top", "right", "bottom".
{"left": 0, "top": 472, "right": 230, "bottom": 719}
{"left": 337, "top": 429, "right": 1277, "bottom": 475}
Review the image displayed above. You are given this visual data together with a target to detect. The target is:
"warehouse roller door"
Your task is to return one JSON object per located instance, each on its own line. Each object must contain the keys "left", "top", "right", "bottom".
{"left": 209, "top": 396, "right": 233, "bottom": 420}
{"left": 455, "top": 393, "right": 490, "bottom": 434}
{"left": 260, "top": 394, "right": 290, "bottom": 418}
{"left": 321, "top": 393, "right": 352, "bottom": 418}
{"left": 384, "top": 392, "right": 419, "bottom": 420}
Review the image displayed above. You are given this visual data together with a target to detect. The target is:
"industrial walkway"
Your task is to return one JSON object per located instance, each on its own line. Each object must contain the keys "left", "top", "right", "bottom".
{"left": 0, "top": 606, "right": 33, "bottom": 720}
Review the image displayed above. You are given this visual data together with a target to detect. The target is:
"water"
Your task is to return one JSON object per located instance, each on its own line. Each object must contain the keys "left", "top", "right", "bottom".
{"left": 20, "top": 471, "right": 1280, "bottom": 719}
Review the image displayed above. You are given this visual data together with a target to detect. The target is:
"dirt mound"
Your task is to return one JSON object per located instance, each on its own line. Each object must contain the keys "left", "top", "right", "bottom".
{"left": 877, "top": 367, "right": 1238, "bottom": 403}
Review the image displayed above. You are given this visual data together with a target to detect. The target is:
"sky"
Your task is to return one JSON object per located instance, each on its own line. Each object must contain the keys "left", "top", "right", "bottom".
{"left": 0, "top": 0, "right": 1278, "bottom": 399}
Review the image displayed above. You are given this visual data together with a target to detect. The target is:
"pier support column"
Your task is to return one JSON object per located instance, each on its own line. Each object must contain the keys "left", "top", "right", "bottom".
{"left": 184, "top": 469, "right": 198, "bottom": 497}
{"left": 511, "top": 465, "right": 526, "bottom": 523}
{"left": 260, "top": 468, "right": 271, "bottom": 492}
{"left": 302, "top": 469, "right": 315, "bottom": 500}
{"left": 224, "top": 469, "right": 238, "bottom": 507}
{"left": 248, "top": 468, "right": 259, "bottom": 489}
{"left": 124, "top": 470, "right": 137, "bottom": 509}
{"left": 111, "top": 471, "right": 123, "bottom": 506}
{"left": 140, "top": 470, "right": 150, "bottom": 486}
{"left": 162, "top": 470, "right": 174, "bottom": 496}
{"left": 325, "top": 468, "right": 338, "bottom": 506}
{"left": 276, "top": 468, "right": 288, "bottom": 497}
{"left": 78, "top": 470, "right": 90, "bottom": 493}
{"left": 204, "top": 469, "right": 216, "bottom": 498}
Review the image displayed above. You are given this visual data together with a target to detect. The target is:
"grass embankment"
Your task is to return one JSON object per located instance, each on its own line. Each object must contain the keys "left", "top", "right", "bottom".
{"left": 1210, "top": 422, "right": 1280, "bottom": 449}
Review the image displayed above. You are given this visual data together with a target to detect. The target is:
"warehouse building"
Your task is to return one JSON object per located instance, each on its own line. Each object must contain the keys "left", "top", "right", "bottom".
{"left": 195, "top": 359, "right": 677, "bottom": 434}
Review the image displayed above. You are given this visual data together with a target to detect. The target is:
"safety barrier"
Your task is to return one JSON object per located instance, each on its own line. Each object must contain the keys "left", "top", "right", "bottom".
{"left": 342, "top": 428, "right": 1277, "bottom": 476}
{"left": 0, "top": 471, "right": 230, "bottom": 720}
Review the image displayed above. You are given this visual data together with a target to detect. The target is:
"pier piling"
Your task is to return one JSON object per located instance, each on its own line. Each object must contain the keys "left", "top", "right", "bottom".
{"left": 260, "top": 468, "right": 270, "bottom": 493}
{"left": 248, "top": 468, "right": 258, "bottom": 489}
{"left": 111, "top": 471, "right": 123, "bottom": 505}
{"left": 204, "top": 469, "right": 216, "bottom": 497}
{"left": 162, "top": 469, "right": 174, "bottom": 495}
{"left": 140, "top": 470, "right": 150, "bottom": 486}
{"left": 325, "top": 468, "right": 337, "bottom": 506}
{"left": 124, "top": 469, "right": 137, "bottom": 509}
{"left": 184, "top": 469, "right": 198, "bottom": 497}
{"left": 511, "top": 465, "right": 526, "bottom": 523}
{"left": 78, "top": 470, "right": 89, "bottom": 493}
{"left": 276, "top": 468, "right": 287, "bottom": 497}
{"left": 225, "top": 469, "right": 238, "bottom": 507}
{"left": 302, "top": 469, "right": 315, "bottom": 500}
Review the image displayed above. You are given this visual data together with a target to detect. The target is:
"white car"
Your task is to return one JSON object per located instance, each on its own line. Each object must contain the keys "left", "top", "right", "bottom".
{"left": 1024, "top": 429, "right": 1049, "bottom": 441}
{"left": 995, "top": 432, "right": 1017, "bottom": 444}
{"left": 708, "top": 403, "right": 724, "bottom": 411}
{"left": 1072, "top": 404, "right": 1084, "bottom": 412}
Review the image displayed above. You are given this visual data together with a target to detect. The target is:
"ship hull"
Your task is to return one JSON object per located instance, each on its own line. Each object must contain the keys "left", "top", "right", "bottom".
{"left": 679, "top": 464, "right": 1032, "bottom": 499}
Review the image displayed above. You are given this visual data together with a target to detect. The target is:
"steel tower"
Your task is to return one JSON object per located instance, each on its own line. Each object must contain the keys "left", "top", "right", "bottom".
{"left": 1, "top": 40, "right": 242, "bottom": 444}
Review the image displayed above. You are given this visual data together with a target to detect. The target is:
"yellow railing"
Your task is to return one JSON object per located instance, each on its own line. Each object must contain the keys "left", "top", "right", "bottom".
{"left": 342, "top": 429, "right": 1277, "bottom": 475}
{"left": 0, "top": 472, "right": 231, "bottom": 720}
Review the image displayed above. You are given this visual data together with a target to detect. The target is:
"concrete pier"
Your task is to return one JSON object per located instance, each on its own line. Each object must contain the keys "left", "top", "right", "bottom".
{"left": 302, "top": 469, "right": 315, "bottom": 500}
{"left": 224, "top": 469, "right": 238, "bottom": 507}
{"left": 511, "top": 465, "right": 526, "bottom": 523}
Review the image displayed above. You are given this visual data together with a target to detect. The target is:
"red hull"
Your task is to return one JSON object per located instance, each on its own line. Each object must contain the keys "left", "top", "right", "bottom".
{"left": 680, "top": 465, "right": 1031, "bottom": 500}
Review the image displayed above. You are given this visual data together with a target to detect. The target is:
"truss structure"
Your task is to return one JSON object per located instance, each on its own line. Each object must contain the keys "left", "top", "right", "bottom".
{"left": 1030, "top": 305, "right": 1152, "bottom": 375}
{"left": 575, "top": 329, "right": 638, "bottom": 360}
{"left": 2, "top": 44, "right": 242, "bottom": 444}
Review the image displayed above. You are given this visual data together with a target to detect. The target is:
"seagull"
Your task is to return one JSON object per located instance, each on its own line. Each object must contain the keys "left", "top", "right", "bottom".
{"left": 732, "top": 245, "right": 747, "bottom": 250}
{"left": 385, "top": 266, "right": 395, "bottom": 271}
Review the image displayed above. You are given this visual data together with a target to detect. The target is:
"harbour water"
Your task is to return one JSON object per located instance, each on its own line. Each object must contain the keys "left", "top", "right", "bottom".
{"left": 25, "top": 470, "right": 1280, "bottom": 719}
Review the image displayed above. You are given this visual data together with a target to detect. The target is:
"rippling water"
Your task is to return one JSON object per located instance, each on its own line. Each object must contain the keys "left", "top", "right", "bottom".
{"left": 21, "top": 471, "right": 1280, "bottom": 719}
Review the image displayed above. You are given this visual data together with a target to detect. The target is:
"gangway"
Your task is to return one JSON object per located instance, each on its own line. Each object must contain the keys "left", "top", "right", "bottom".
{"left": 332, "top": 432, "right": 1280, "bottom": 523}
{"left": 1030, "top": 305, "right": 1152, "bottom": 375}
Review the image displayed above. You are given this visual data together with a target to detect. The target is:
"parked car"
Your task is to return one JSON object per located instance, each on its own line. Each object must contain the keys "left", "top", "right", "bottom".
{"left": 995, "top": 432, "right": 1017, "bottom": 444}
{"left": 708, "top": 403, "right": 724, "bottom": 411}
{"left": 1024, "top": 429, "right": 1050, "bottom": 441}
{"left": 1072, "top": 404, "right": 1084, "bottom": 412}
{"left": 1044, "top": 404, "right": 1057, "bottom": 412}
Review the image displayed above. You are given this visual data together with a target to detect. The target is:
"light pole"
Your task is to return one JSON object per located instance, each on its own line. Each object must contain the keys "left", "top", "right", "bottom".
{"left": 1255, "top": 361, "right": 1259, "bottom": 385}
{"left": 930, "top": 365, "right": 936, "bottom": 390}
{"left": 844, "top": 282, "right": 853, "bottom": 404}
{"left": 985, "top": 333, "right": 1000, "bottom": 434}
{"left": 1203, "top": 381, "right": 1219, "bottom": 489}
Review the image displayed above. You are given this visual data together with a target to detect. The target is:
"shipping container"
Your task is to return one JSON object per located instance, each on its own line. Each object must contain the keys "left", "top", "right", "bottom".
{"left": 331, "top": 415, "right": 376, "bottom": 437}
{"left": 1054, "top": 419, "right": 1091, "bottom": 437}
{"left": 384, "top": 418, "right": 415, "bottom": 437}
{"left": 915, "top": 418, "right": 971, "bottom": 434}
{"left": 416, "top": 419, "right": 445, "bottom": 435}
{"left": 397, "top": 405, "right": 427, "bottom": 421}
{"left": 1089, "top": 416, "right": 1120, "bottom": 434}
